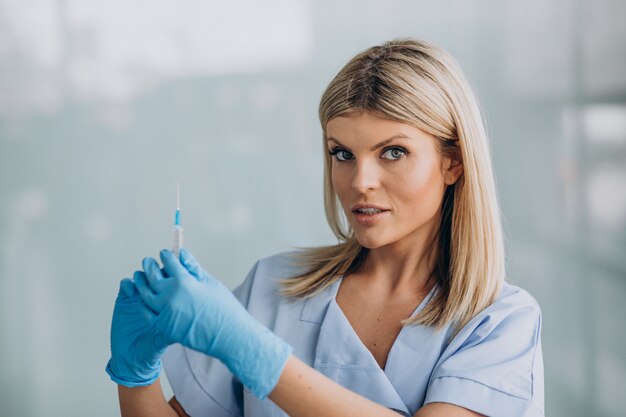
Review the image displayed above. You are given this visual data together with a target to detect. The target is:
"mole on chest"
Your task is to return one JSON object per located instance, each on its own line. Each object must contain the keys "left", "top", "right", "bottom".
{"left": 349, "top": 313, "right": 405, "bottom": 369}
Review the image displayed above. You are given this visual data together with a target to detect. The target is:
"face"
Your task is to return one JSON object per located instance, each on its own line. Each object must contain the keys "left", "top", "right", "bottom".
{"left": 326, "top": 111, "right": 462, "bottom": 250}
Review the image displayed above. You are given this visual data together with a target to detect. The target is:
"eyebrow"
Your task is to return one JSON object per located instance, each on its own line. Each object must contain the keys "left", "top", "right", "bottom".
{"left": 326, "top": 134, "right": 413, "bottom": 151}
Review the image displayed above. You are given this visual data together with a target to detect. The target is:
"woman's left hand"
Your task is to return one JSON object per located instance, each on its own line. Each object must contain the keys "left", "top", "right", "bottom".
{"left": 135, "top": 248, "right": 293, "bottom": 399}
{"left": 105, "top": 276, "right": 168, "bottom": 387}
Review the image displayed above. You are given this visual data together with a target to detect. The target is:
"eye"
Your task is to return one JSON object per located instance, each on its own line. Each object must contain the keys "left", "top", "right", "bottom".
{"left": 328, "top": 148, "right": 353, "bottom": 162}
{"left": 381, "top": 147, "right": 407, "bottom": 160}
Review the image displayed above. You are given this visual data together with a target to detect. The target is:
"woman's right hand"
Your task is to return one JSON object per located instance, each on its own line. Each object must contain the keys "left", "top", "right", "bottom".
{"left": 105, "top": 274, "right": 168, "bottom": 387}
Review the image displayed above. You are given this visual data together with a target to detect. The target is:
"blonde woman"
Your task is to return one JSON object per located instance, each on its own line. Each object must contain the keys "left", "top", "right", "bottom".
{"left": 106, "top": 39, "right": 544, "bottom": 417}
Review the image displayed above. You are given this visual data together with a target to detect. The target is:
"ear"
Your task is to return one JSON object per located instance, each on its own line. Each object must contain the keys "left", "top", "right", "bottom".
{"left": 442, "top": 154, "right": 463, "bottom": 185}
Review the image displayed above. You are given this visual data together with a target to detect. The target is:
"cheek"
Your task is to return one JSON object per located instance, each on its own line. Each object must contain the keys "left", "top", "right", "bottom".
{"left": 331, "top": 165, "right": 348, "bottom": 195}
{"left": 393, "top": 161, "right": 445, "bottom": 210}
{"left": 330, "top": 167, "right": 350, "bottom": 187}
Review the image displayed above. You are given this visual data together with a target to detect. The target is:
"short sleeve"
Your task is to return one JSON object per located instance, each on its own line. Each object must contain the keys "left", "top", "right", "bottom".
{"left": 162, "top": 261, "right": 261, "bottom": 417}
{"left": 424, "top": 287, "right": 544, "bottom": 417}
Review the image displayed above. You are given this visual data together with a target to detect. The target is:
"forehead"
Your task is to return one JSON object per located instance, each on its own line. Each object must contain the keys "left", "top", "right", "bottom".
{"left": 325, "top": 112, "right": 435, "bottom": 146}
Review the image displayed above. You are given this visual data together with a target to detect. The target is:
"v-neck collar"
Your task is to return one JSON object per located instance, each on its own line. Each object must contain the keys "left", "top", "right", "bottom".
{"left": 327, "top": 277, "right": 438, "bottom": 373}
{"left": 299, "top": 277, "right": 343, "bottom": 324}
{"left": 380, "top": 283, "right": 438, "bottom": 373}
{"left": 300, "top": 275, "right": 438, "bottom": 415}
{"left": 300, "top": 275, "right": 437, "bottom": 325}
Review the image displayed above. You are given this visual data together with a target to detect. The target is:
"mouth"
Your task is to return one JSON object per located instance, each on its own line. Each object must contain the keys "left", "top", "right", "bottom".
{"left": 351, "top": 207, "right": 390, "bottom": 226}
{"left": 351, "top": 204, "right": 390, "bottom": 214}
{"left": 352, "top": 208, "right": 388, "bottom": 215}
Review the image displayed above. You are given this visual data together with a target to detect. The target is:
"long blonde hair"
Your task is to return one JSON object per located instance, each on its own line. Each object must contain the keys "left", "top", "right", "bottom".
{"left": 280, "top": 38, "right": 505, "bottom": 334}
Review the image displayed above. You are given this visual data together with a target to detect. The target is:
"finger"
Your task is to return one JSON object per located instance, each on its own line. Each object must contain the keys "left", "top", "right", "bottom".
{"left": 119, "top": 278, "right": 136, "bottom": 297}
{"left": 179, "top": 248, "right": 207, "bottom": 282}
{"left": 133, "top": 270, "right": 160, "bottom": 313}
{"left": 142, "top": 257, "right": 166, "bottom": 292}
{"left": 160, "top": 249, "right": 188, "bottom": 280}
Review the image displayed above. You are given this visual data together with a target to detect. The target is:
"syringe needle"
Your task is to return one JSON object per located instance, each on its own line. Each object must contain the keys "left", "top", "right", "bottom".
{"left": 176, "top": 181, "right": 180, "bottom": 211}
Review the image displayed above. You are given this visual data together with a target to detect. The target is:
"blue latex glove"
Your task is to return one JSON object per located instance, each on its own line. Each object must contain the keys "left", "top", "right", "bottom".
{"left": 105, "top": 274, "right": 168, "bottom": 387}
{"left": 135, "top": 248, "right": 293, "bottom": 399}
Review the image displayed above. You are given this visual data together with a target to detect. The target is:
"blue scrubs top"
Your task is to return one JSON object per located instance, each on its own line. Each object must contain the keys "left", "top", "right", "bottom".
{"left": 163, "top": 251, "right": 544, "bottom": 417}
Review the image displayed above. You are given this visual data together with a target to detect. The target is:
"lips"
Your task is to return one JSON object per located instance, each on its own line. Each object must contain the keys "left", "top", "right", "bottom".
{"left": 350, "top": 203, "right": 390, "bottom": 228}
{"left": 351, "top": 207, "right": 389, "bottom": 226}
{"left": 351, "top": 203, "right": 390, "bottom": 213}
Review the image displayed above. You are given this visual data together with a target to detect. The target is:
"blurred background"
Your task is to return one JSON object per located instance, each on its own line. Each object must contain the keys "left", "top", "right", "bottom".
{"left": 1, "top": 0, "right": 625, "bottom": 416}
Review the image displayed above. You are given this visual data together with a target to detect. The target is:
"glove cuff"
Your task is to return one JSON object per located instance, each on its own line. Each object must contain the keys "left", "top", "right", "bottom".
{"left": 222, "top": 325, "right": 294, "bottom": 400}
{"left": 250, "top": 340, "right": 293, "bottom": 400}
{"left": 105, "top": 358, "right": 161, "bottom": 388}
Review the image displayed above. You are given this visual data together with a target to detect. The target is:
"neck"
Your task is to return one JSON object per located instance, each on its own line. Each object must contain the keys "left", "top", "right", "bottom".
{"left": 355, "top": 219, "right": 440, "bottom": 298}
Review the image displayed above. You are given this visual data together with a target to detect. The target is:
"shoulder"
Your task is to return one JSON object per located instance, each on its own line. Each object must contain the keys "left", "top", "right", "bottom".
{"left": 496, "top": 282, "right": 541, "bottom": 310}
{"left": 254, "top": 250, "right": 306, "bottom": 278}
{"left": 489, "top": 282, "right": 542, "bottom": 331}
{"left": 233, "top": 250, "right": 307, "bottom": 308}
{"left": 427, "top": 282, "right": 544, "bottom": 415}
{"left": 484, "top": 282, "right": 541, "bottom": 323}
{"left": 242, "top": 250, "right": 306, "bottom": 288}
{"left": 447, "top": 281, "right": 542, "bottom": 356}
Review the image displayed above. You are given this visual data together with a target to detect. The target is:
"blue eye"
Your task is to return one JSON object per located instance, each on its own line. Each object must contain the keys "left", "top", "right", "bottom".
{"left": 328, "top": 148, "right": 353, "bottom": 161}
{"left": 328, "top": 146, "right": 408, "bottom": 162}
{"left": 381, "top": 147, "right": 407, "bottom": 160}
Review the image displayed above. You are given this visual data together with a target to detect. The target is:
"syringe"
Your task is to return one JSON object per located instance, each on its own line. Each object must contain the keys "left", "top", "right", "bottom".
{"left": 173, "top": 182, "right": 184, "bottom": 256}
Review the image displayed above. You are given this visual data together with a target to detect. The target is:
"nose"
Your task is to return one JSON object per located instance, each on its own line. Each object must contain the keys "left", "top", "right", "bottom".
{"left": 351, "top": 159, "right": 381, "bottom": 194}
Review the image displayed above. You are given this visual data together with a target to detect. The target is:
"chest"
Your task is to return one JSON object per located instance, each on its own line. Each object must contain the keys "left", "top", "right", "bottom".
{"left": 335, "top": 291, "right": 420, "bottom": 370}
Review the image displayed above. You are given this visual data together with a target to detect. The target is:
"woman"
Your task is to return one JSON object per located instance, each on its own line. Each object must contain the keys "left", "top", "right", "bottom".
{"left": 106, "top": 39, "right": 544, "bottom": 417}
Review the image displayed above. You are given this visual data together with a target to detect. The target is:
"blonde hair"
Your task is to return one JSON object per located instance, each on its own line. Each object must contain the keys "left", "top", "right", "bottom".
{"left": 280, "top": 38, "right": 505, "bottom": 334}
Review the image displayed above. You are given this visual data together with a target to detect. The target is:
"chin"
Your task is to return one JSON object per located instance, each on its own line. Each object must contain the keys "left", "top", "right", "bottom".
{"left": 354, "top": 233, "right": 389, "bottom": 249}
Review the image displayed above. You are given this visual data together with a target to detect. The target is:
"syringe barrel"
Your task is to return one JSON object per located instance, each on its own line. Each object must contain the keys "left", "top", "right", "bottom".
{"left": 173, "top": 226, "right": 184, "bottom": 256}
